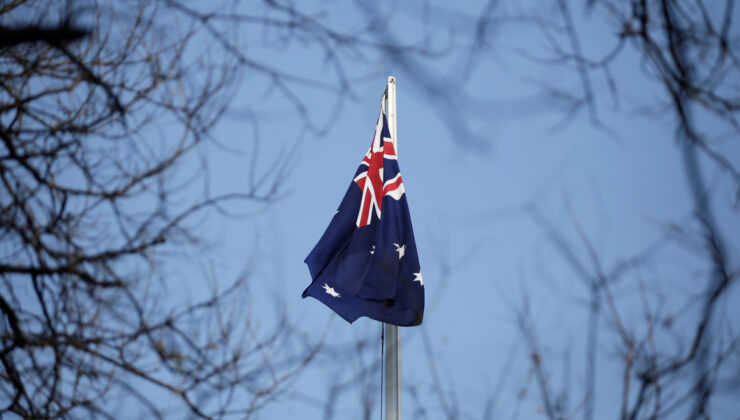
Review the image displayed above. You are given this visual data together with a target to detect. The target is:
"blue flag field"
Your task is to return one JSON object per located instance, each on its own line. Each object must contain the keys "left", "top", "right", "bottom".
{"left": 303, "top": 101, "right": 424, "bottom": 326}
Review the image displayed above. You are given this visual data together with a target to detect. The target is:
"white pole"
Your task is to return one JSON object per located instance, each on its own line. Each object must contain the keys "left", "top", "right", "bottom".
{"left": 387, "top": 76, "right": 398, "bottom": 155}
{"left": 384, "top": 75, "right": 401, "bottom": 420}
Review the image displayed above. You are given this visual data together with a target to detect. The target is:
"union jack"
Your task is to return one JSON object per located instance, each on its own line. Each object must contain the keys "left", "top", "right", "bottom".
{"left": 353, "top": 103, "right": 405, "bottom": 227}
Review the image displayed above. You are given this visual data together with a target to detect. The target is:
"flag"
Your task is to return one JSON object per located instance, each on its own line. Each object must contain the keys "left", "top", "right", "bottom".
{"left": 303, "top": 100, "right": 424, "bottom": 326}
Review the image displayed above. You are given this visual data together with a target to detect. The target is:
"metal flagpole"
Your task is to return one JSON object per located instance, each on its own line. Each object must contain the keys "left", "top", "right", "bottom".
{"left": 384, "top": 75, "right": 401, "bottom": 420}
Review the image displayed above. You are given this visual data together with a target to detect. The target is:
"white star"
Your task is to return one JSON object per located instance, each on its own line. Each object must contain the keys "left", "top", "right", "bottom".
{"left": 413, "top": 272, "right": 423, "bottom": 286}
{"left": 370, "top": 245, "right": 376, "bottom": 254}
{"left": 322, "top": 283, "right": 340, "bottom": 297}
{"left": 393, "top": 243, "right": 406, "bottom": 260}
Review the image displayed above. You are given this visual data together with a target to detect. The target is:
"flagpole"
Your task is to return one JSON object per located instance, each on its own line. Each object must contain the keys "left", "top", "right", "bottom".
{"left": 384, "top": 75, "right": 401, "bottom": 420}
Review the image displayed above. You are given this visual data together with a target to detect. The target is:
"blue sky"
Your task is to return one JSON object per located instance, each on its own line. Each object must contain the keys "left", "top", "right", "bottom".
{"left": 151, "top": 1, "right": 740, "bottom": 418}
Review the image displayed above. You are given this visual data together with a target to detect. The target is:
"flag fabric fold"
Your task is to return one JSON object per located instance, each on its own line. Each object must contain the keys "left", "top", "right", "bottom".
{"left": 303, "top": 101, "right": 424, "bottom": 326}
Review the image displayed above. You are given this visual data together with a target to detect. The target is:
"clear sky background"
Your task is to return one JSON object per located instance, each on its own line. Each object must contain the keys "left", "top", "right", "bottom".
{"left": 143, "top": 1, "right": 740, "bottom": 418}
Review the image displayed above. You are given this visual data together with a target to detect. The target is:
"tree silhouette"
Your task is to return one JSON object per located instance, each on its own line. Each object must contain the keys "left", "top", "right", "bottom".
{"left": 0, "top": 1, "right": 435, "bottom": 418}
{"left": 478, "top": 1, "right": 740, "bottom": 419}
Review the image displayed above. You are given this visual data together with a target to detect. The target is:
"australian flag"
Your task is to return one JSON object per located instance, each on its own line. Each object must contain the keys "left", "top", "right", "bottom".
{"left": 303, "top": 101, "right": 424, "bottom": 326}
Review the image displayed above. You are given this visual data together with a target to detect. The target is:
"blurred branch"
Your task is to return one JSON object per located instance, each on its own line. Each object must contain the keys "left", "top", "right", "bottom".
{"left": 0, "top": 23, "right": 89, "bottom": 47}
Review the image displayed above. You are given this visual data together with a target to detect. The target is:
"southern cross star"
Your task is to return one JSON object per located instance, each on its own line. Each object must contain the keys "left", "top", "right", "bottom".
{"left": 322, "top": 283, "right": 340, "bottom": 297}
{"left": 393, "top": 243, "right": 406, "bottom": 260}
{"left": 413, "top": 271, "right": 423, "bottom": 286}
